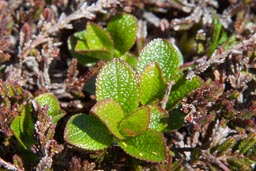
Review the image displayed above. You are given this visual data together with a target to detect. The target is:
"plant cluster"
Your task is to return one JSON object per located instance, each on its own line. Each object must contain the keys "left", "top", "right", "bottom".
{"left": 64, "top": 13, "right": 201, "bottom": 163}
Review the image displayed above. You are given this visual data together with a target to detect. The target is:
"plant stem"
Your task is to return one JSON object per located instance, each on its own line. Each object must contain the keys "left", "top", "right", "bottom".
{"left": 201, "top": 150, "right": 230, "bottom": 171}
{"left": 161, "top": 81, "right": 175, "bottom": 109}
{"left": 0, "top": 157, "right": 18, "bottom": 171}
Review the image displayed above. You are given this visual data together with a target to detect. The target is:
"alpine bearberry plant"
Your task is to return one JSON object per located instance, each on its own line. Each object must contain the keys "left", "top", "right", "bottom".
{"left": 64, "top": 13, "right": 202, "bottom": 162}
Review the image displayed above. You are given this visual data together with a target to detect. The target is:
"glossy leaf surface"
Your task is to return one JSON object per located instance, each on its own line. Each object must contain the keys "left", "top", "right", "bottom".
{"left": 96, "top": 58, "right": 139, "bottom": 114}
{"left": 11, "top": 116, "right": 27, "bottom": 149}
{"left": 137, "top": 39, "right": 182, "bottom": 81}
{"left": 119, "top": 129, "right": 166, "bottom": 162}
{"left": 86, "top": 22, "right": 114, "bottom": 51}
{"left": 74, "top": 33, "right": 88, "bottom": 51}
{"left": 35, "top": 93, "right": 65, "bottom": 123}
{"left": 148, "top": 105, "right": 168, "bottom": 132}
{"left": 68, "top": 30, "right": 98, "bottom": 65}
{"left": 11, "top": 105, "right": 35, "bottom": 149}
{"left": 119, "top": 106, "right": 150, "bottom": 137}
{"left": 91, "top": 99, "right": 125, "bottom": 140}
{"left": 64, "top": 114, "right": 113, "bottom": 150}
{"left": 73, "top": 27, "right": 113, "bottom": 60}
{"left": 140, "top": 62, "right": 166, "bottom": 105}
{"left": 107, "top": 13, "right": 137, "bottom": 55}
{"left": 19, "top": 105, "right": 35, "bottom": 144}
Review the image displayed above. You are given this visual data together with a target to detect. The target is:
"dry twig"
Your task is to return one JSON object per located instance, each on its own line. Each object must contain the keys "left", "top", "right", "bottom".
{"left": 0, "top": 157, "right": 18, "bottom": 171}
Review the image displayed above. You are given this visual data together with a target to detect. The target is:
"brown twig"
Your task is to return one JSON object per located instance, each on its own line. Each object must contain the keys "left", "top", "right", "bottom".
{"left": 194, "top": 33, "right": 256, "bottom": 75}
{"left": 161, "top": 81, "right": 175, "bottom": 109}
{"left": 0, "top": 157, "right": 18, "bottom": 171}
{"left": 201, "top": 150, "right": 230, "bottom": 171}
{"left": 18, "top": 0, "right": 120, "bottom": 60}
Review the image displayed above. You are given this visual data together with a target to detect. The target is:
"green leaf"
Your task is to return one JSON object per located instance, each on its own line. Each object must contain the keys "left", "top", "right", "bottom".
{"left": 168, "top": 109, "right": 185, "bottom": 130}
{"left": 73, "top": 30, "right": 87, "bottom": 40}
{"left": 107, "top": 13, "right": 138, "bottom": 55}
{"left": 68, "top": 30, "right": 98, "bottom": 66}
{"left": 72, "top": 29, "right": 113, "bottom": 60}
{"left": 137, "top": 39, "right": 182, "bottom": 81}
{"left": 19, "top": 104, "right": 32, "bottom": 136}
{"left": 64, "top": 114, "right": 113, "bottom": 150}
{"left": 120, "top": 53, "right": 137, "bottom": 68}
{"left": 208, "top": 15, "right": 224, "bottom": 56}
{"left": 119, "top": 106, "right": 150, "bottom": 137}
{"left": 84, "top": 75, "right": 96, "bottom": 94}
{"left": 118, "top": 129, "right": 166, "bottom": 162}
{"left": 19, "top": 104, "right": 36, "bottom": 147}
{"left": 167, "top": 75, "right": 202, "bottom": 110}
{"left": 76, "top": 49, "right": 113, "bottom": 60}
{"left": 35, "top": 93, "right": 65, "bottom": 123}
{"left": 86, "top": 22, "right": 114, "bottom": 51}
{"left": 75, "top": 39, "right": 88, "bottom": 51}
{"left": 11, "top": 105, "right": 36, "bottom": 149}
{"left": 90, "top": 99, "right": 125, "bottom": 140}
{"left": 148, "top": 105, "right": 168, "bottom": 132}
{"left": 96, "top": 58, "right": 139, "bottom": 114}
{"left": 11, "top": 116, "right": 27, "bottom": 149}
{"left": 140, "top": 62, "right": 166, "bottom": 105}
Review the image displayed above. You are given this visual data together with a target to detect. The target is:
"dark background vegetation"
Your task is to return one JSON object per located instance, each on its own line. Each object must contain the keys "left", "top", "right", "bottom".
{"left": 0, "top": 0, "right": 255, "bottom": 170}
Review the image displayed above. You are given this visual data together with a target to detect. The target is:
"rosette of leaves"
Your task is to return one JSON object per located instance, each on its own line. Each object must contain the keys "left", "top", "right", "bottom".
{"left": 64, "top": 39, "right": 202, "bottom": 162}
{"left": 68, "top": 13, "right": 138, "bottom": 66}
